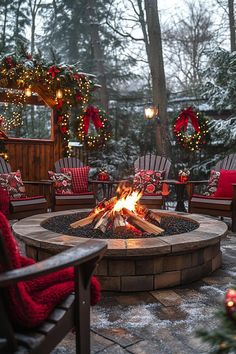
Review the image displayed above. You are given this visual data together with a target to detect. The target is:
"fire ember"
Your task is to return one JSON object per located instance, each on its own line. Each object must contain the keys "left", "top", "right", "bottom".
{"left": 70, "top": 181, "right": 164, "bottom": 235}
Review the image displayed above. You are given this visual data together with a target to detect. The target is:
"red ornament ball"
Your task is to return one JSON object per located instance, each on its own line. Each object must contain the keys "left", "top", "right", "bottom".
{"left": 97, "top": 171, "right": 109, "bottom": 181}
{"left": 225, "top": 289, "right": 236, "bottom": 320}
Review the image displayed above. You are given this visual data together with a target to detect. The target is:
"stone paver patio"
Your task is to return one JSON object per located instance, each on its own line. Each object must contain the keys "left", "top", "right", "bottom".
{"left": 52, "top": 224, "right": 236, "bottom": 354}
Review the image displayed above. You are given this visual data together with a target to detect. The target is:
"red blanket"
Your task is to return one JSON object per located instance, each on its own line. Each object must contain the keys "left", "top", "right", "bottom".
{"left": 0, "top": 187, "right": 9, "bottom": 216}
{"left": 0, "top": 212, "right": 101, "bottom": 328}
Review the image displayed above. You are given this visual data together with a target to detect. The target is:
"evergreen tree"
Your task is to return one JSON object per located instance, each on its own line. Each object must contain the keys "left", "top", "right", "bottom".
{"left": 0, "top": 0, "right": 29, "bottom": 54}
{"left": 197, "top": 287, "right": 236, "bottom": 353}
{"left": 203, "top": 48, "right": 236, "bottom": 113}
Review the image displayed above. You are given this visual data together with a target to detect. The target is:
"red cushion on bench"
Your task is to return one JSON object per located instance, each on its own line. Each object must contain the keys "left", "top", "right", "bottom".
{"left": 61, "top": 167, "right": 90, "bottom": 193}
{"left": 192, "top": 194, "right": 232, "bottom": 200}
{"left": 214, "top": 169, "right": 236, "bottom": 198}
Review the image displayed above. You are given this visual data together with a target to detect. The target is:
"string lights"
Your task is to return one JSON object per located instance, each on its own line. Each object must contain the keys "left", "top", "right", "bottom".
{"left": 0, "top": 50, "right": 109, "bottom": 155}
{"left": 173, "top": 107, "right": 210, "bottom": 151}
{"left": 76, "top": 106, "right": 112, "bottom": 150}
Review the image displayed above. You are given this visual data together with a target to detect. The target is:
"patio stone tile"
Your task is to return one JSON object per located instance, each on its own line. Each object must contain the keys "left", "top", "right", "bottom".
{"left": 150, "top": 289, "right": 182, "bottom": 306}
{"left": 93, "top": 327, "right": 141, "bottom": 347}
{"left": 126, "top": 333, "right": 193, "bottom": 354}
{"left": 51, "top": 331, "right": 75, "bottom": 354}
{"left": 184, "top": 335, "right": 211, "bottom": 353}
{"left": 202, "top": 276, "right": 232, "bottom": 285}
{"left": 98, "top": 344, "right": 130, "bottom": 353}
{"left": 174, "top": 288, "right": 203, "bottom": 301}
{"left": 126, "top": 340, "right": 167, "bottom": 354}
{"left": 115, "top": 292, "right": 156, "bottom": 306}
{"left": 91, "top": 332, "right": 114, "bottom": 353}
{"left": 157, "top": 305, "right": 187, "bottom": 321}
{"left": 53, "top": 224, "right": 236, "bottom": 354}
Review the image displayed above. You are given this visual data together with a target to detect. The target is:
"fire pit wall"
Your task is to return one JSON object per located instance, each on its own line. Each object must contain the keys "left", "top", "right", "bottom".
{"left": 13, "top": 210, "right": 228, "bottom": 292}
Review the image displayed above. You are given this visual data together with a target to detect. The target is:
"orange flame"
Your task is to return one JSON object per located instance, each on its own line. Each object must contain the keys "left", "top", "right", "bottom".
{"left": 113, "top": 190, "right": 142, "bottom": 212}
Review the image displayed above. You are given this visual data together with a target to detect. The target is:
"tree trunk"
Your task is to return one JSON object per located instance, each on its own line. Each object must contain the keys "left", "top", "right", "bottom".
{"left": 68, "top": 1, "right": 80, "bottom": 63}
{"left": 15, "top": 0, "right": 23, "bottom": 41}
{"left": 1, "top": 3, "right": 8, "bottom": 52}
{"left": 87, "top": 1, "right": 109, "bottom": 112}
{"left": 228, "top": 0, "right": 236, "bottom": 52}
{"left": 29, "top": 0, "right": 42, "bottom": 55}
{"left": 31, "top": 14, "right": 35, "bottom": 54}
{"left": 90, "top": 23, "right": 109, "bottom": 112}
{"left": 144, "top": 0, "right": 171, "bottom": 157}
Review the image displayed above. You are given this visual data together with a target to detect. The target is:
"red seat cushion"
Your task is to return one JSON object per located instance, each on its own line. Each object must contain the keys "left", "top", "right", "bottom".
{"left": 192, "top": 194, "right": 231, "bottom": 200}
{"left": 10, "top": 195, "right": 46, "bottom": 201}
{"left": 214, "top": 169, "right": 236, "bottom": 198}
{"left": 0, "top": 187, "right": 9, "bottom": 216}
{"left": 61, "top": 167, "right": 90, "bottom": 193}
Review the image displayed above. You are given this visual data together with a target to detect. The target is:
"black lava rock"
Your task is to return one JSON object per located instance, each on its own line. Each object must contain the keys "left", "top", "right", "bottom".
{"left": 42, "top": 212, "right": 198, "bottom": 239}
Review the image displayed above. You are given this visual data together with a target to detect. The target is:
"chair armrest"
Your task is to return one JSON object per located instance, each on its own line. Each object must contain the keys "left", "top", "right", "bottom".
{"left": 233, "top": 184, "right": 236, "bottom": 200}
{"left": 23, "top": 180, "right": 53, "bottom": 185}
{"left": 0, "top": 240, "right": 107, "bottom": 287}
{"left": 187, "top": 180, "right": 208, "bottom": 185}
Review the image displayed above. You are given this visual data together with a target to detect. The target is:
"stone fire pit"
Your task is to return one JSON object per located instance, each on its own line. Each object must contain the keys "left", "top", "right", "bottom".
{"left": 13, "top": 209, "right": 228, "bottom": 292}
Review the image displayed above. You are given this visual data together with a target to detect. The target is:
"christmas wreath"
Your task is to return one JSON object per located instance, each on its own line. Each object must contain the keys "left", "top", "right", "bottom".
{"left": 76, "top": 106, "right": 112, "bottom": 150}
{"left": 173, "top": 107, "right": 210, "bottom": 151}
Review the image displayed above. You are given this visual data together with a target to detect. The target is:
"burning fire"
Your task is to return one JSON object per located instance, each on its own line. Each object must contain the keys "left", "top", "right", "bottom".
{"left": 113, "top": 181, "right": 142, "bottom": 212}
{"left": 113, "top": 191, "right": 142, "bottom": 213}
{"left": 70, "top": 181, "right": 163, "bottom": 235}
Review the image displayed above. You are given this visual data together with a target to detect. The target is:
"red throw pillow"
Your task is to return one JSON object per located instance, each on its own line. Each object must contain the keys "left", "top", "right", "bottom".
{"left": 61, "top": 166, "right": 90, "bottom": 193}
{"left": 133, "top": 169, "right": 165, "bottom": 194}
{"left": 0, "top": 170, "right": 26, "bottom": 199}
{"left": 204, "top": 170, "right": 221, "bottom": 196}
{"left": 214, "top": 169, "right": 236, "bottom": 198}
{"left": 48, "top": 171, "right": 73, "bottom": 194}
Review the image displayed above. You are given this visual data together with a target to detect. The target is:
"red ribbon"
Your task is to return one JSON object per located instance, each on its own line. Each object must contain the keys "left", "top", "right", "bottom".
{"left": 83, "top": 106, "right": 103, "bottom": 134}
{"left": 5, "top": 56, "right": 15, "bottom": 68}
{"left": 174, "top": 107, "right": 200, "bottom": 133}
{"left": 48, "top": 65, "right": 60, "bottom": 78}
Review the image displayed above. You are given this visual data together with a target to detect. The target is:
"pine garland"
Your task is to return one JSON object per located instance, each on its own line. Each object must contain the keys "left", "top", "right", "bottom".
{"left": 0, "top": 45, "right": 112, "bottom": 155}
{"left": 197, "top": 287, "right": 236, "bottom": 353}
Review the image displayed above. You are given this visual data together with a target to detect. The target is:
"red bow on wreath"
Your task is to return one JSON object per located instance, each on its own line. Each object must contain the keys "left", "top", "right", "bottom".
{"left": 5, "top": 56, "right": 15, "bottom": 68}
{"left": 174, "top": 107, "right": 200, "bottom": 133}
{"left": 83, "top": 106, "right": 103, "bottom": 134}
{"left": 48, "top": 65, "right": 60, "bottom": 78}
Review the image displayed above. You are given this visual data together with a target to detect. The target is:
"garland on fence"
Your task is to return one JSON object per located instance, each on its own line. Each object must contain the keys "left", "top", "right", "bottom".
{"left": 173, "top": 107, "right": 210, "bottom": 151}
{"left": 0, "top": 45, "right": 112, "bottom": 154}
{"left": 76, "top": 106, "right": 112, "bottom": 150}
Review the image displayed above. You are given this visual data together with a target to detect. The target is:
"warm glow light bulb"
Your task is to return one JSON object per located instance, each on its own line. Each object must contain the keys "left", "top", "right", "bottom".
{"left": 56, "top": 89, "right": 63, "bottom": 99}
{"left": 144, "top": 106, "right": 159, "bottom": 120}
{"left": 24, "top": 87, "right": 32, "bottom": 97}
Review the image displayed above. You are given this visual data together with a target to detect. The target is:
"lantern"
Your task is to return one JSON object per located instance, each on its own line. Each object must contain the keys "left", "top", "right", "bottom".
{"left": 144, "top": 105, "right": 159, "bottom": 120}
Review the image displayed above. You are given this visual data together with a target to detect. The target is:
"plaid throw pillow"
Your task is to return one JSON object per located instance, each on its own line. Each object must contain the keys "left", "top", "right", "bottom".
{"left": 61, "top": 166, "right": 90, "bottom": 193}
{"left": 133, "top": 169, "right": 165, "bottom": 194}
{"left": 48, "top": 171, "right": 73, "bottom": 194}
{"left": 0, "top": 170, "right": 26, "bottom": 199}
{"left": 204, "top": 170, "right": 220, "bottom": 196}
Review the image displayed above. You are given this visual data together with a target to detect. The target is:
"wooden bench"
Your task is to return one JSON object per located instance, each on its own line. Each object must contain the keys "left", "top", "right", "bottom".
{"left": 52, "top": 157, "right": 96, "bottom": 211}
{"left": 0, "top": 157, "right": 47, "bottom": 219}
{"left": 188, "top": 154, "right": 236, "bottom": 232}
{"left": 0, "top": 236, "right": 107, "bottom": 354}
{"left": 134, "top": 154, "right": 172, "bottom": 209}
